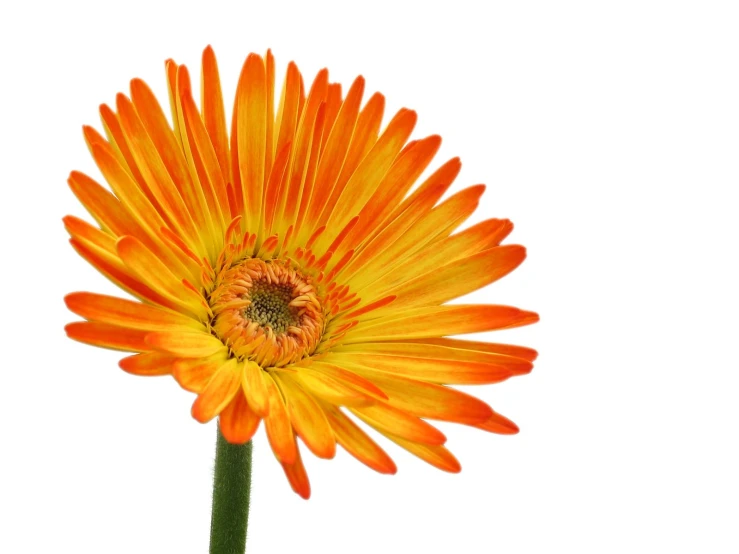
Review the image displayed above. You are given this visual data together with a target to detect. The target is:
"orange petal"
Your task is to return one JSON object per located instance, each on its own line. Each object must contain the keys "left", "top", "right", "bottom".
{"left": 376, "top": 245, "right": 527, "bottom": 311}
{"left": 116, "top": 235, "right": 203, "bottom": 316}
{"left": 302, "top": 361, "right": 388, "bottom": 400}
{"left": 303, "top": 76, "right": 365, "bottom": 234}
{"left": 347, "top": 134, "right": 441, "bottom": 248}
{"left": 119, "top": 352, "right": 178, "bottom": 376}
{"left": 281, "top": 441, "right": 311, "bottom": 499}
{"left": 322, "top": 108, "right": 417, "bottom": 235}
{"left": 383, "top": 433, "right": 461, "bottom": 473}
{"left": 116, "top": 93, "right": 203, "bottom": 254}
{"left": 350, "top": 403, "right": 446, "bottom": 446}
{"left": 242, "top": 360, "right": 270, "bottom": 417}
{"left": 293, "top": 367, "right": 374, "bottom": 407}
{"left": 342, "top": 367, "right": 493, "bottom": 425}
{"left": 473, "top": 411, "right": 520, "bottom": 435}
{"left": 219, "top": 392, "right": 261, "bottom": 445}
{"left": 191, "top": 358, "right": 242, "bottom": 423}
{"left": 322, "top": 404, "right": 396, "bottom": 474}
{"left": 235, "top": 53, "right": 267, "bottom": 232}
{"left": 201, "top": 46, "right": 231, "bottom": 184}
{"left": 405, "top": 338, "right": 539, "bottom": 362}
{"left": 343, "top": 305, "right": 540, "bottom": 343}
{"left": 332, "top": 342, "right": 532, "bottom": 382}
{"left": 146, "top": 330, "right": 226, "bottom": 358}
{"left": 65, "top": 321, "right": 148, "bottom": 352}
{"left": 67, "top": 171, "right": 141, "bottom": 237}
{"left": 173, "top": 354, "right": 228, "bottom": 392}
{"left": 274, "top": 373, "right": 336, "bottom": 459}
{"left": 263, "top": 373, "right": 297, "bottom": 464}
{"left": 64, "top": 292, "right": 202, "bottom": 331}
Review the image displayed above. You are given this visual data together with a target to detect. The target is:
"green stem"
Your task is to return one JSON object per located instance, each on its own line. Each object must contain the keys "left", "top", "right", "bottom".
{"left": 209, "top": 425, "right": 253, "bottom": 554}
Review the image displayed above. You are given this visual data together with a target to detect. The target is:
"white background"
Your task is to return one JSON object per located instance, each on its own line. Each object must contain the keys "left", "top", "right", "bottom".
{"left": 1, "top": 1, "right": 738, "bottom": 552}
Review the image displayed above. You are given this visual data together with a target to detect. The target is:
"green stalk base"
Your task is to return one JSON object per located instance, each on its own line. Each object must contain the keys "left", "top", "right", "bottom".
{"left": 209, "top": 425, "right": 253, "bottom": 554}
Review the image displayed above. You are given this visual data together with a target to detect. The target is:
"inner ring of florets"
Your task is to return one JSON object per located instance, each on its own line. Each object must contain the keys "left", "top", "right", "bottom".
{"left": 208, "top": 258, "right": 324, "bottom": 367}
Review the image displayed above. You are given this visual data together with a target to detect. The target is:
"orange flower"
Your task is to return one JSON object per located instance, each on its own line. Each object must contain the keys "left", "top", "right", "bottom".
{"left": 64, "top": 46, "right": 538, "bottom": 499}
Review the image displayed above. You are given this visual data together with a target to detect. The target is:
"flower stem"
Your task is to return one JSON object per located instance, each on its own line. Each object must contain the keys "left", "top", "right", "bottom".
{"left": 210, "top": 425, "right": 253, "bottom": 554}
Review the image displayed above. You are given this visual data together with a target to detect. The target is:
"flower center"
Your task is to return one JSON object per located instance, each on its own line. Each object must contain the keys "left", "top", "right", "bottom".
{"left": 209, "top": 258, "right": 324, "bottom": 367}
{"left": 243, "top": 280, "right": 299, "bottom": 334}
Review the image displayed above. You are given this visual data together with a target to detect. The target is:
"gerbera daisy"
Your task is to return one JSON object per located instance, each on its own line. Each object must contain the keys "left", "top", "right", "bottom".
{"left": 64, "top": 46, "right": 538, "bottom": 501}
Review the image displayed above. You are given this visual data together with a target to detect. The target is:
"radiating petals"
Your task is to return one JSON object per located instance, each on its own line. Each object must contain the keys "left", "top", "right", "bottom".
{"left": 263, "top": 373, "right": 297, "bottom": 464}
{"left": 473, "top": 411, "right": 520, "bottom": 435}
{"left": 191, "top": 358, "right": 242, "bottom": 423}
{"left": 274, "top": 372, "right": 336, "bottom": 459}
{"left": 322, "top": 404, "right": 396, "bottom": 474}
{"left": 375, "top": 245, "right": 527, "bottom": 311}
{"left": 65, "top": 322, "right": 148, "bottom": 352}
{"left": 350, "top": 402, "right": 446, "bottom": 446}
{"left": 146, "top": 330, "right": 226, "bottom": 358}
{"left": 281, "top": 441, "right": 311, "bottom": 499}
{"left": 219, "top": 392, "right": 261, "bottom": 444}
{"left": 344, "top": 305, "right": 540, "bottom": 343}
{"left": 242, "top": 360, "right": 270, "bottom": 417}
{"left": 383, "top": 433, "right": 461, "bottom": 473}
{"left": 173, "top": 354, "right": 228, "bottom": 392}
{"left": 65, "top": 292, "right": 203, "bottom": 331}
{"left": 119, "top": 352, "right": 178, "bottom": 376}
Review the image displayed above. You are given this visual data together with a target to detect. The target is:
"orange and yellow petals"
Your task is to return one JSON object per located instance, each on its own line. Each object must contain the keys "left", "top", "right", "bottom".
{"left": 219, "top": 392, "right": 261, "bottom": 445}
{"left": 346, "top": 134, "right": 442, "bottom": 250}
{"left": 200, "top": 46, "right": 230, "bottom": 180}
{"left": 115, "top": 94, "right": 204, "bottom": 255}
{"left": 116, "top": 236, "right": 204, "bottom": 317}
{"left": 98, "top": 104, "right": 148, "bottom": 187}
{"left": 383, "top": 156, "right": 461, "bottom": 230}
{"left": 281, "top": 441, "right": 311, "bottom": 499}
{"left": 302, "top": 361, "right": 388, "bottom": 401}
{"left": 334, "top": 342, "right": 533, "bottom": 380}
{"left": 67, "top": 171, "right": 140, "bottom": 237}
{"left": 322, "top": 404, "right": 397, "bottom": 474}
{"left": 146, "top": 330, "right": 226, "bottom": 358}
{"left": 68, "top": 238, "right": 181, "bottom": 314}
{"left": 65, "top": 321, "right": 149, "bottom": 353}
{"left": 177, "top": 81, "right": 229, "bottom": 237}
{"left": 382, "top": 433, "right": 461, "bottom": 473}
{"left": 330, "top": 92, "right": 385, "bottom": 210}
{"left": 375, "top": 245, "right": 527, "bottom": 312}
{"left": 276, "top": 69, "right": 328, "bottom": 237}
{"left": 273, "top": 372, "right": 336, "bottom": 459}
{"left": 119, "top": 352, "right": 178, "bottom": 376}
{"left": 242, "top": 360, "right": 270, "bottom": 417}
{"left": 367, "top": 218, "right": 514, "bottom": 294}
{"left": 322, "top": 108, "right": 417, "bottom": 235}
{"left": 343, "top": 305, "right": 540, "bottom": 343}
{"left": 64, "top": 292, "right": 203, "bottom": 332}
{"left": 350, "top": 402, "right": 446, "bottom": 446}
{"left": 345, "top": 367, "right": 492, "bottom": 425}
{"left": 235, "top": 53, "right": 267, "bottom": 232}
{"left": 293, "top": 367, "right": 375, "bottom": 407}
{"left": 263, "top": 373, "right": 297, "bottom": 464}
{"left": 130, "top": 77, "right": 198, "bottom": 218}
{"left": 355, "top": 185, "right": 486, "bottom": 287}
{"left": 407, "top": 338, "right": 539, "bottom": 362}
{"left": 474, "top": 411, "right": 520, "bottom": 435}
{"left": 172, "top": 354, "right": 228, "bottom": 393}
{"left": 322, "top": 352, "right": 519, "bottom": 385}
{"left": 88, "top": 142, "right": 175, "bottom": 245}
{"left": 191, "top": 358, "right": 242, "bottom": 423}
{"left": 302, "top": 76, "right": 365, "bottom": 236}
{"left": 64, "top": 215, "right": 116, "bottom": 254}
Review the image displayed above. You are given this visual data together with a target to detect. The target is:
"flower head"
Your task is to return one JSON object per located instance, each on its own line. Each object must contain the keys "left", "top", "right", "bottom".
{"left": 64, "top": 46, "right": 538, "bottom": 498}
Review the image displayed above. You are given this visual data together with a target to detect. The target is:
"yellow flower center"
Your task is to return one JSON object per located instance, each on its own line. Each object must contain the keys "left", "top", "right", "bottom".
{"left": 209, "top": 258, "right": 324, "bottom": 367}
